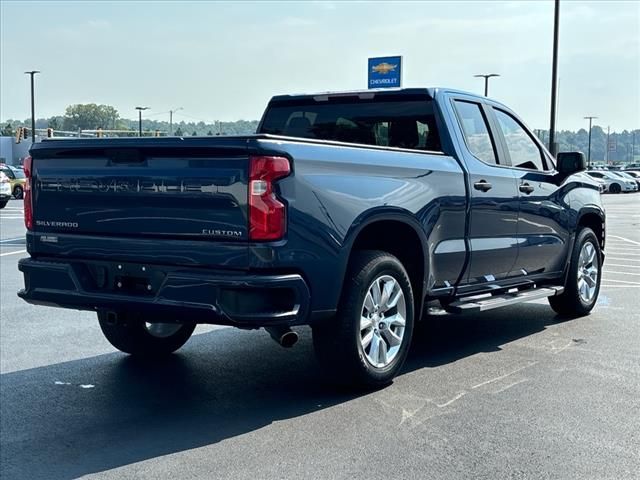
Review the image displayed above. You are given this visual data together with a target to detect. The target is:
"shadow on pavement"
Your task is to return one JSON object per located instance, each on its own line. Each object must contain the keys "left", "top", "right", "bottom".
{"left": 1, "top": 303, "right": 557, "bottom": 479}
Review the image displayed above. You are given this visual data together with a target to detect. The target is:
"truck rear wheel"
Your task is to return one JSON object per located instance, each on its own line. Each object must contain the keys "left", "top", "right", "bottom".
{"left": 549, "top": 227, "right": 602, "bottom": 317}
{"left": 313, "top": 250, "right": 414, "bottom": 389}
{"left": 98, "top": 312, "right": 196, "bottom": 356}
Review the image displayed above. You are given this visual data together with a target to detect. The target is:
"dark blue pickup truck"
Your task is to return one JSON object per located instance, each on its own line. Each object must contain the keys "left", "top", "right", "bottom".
{"left": 18, "top": 88, "right": 605, "bottom": 387}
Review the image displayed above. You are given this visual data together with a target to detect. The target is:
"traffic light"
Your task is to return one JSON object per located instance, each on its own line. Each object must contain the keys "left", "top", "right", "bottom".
{"left": 15, "top": 127, "right": 22, "bottom": 144}
{"left": 22, "top": 127, "right": 30, "bottom": 140}
{"left": 47, "top": 128, "right": 53, "bottom": 138}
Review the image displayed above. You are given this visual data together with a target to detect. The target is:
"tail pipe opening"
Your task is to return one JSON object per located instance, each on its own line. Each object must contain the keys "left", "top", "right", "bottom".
{"left": 264, "top": 326, "right": 298, "bottom": 348}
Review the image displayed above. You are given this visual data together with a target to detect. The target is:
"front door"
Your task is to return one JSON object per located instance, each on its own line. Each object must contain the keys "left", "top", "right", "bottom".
{"left": 489, "top": 107, "right": 569, "bottom": 277}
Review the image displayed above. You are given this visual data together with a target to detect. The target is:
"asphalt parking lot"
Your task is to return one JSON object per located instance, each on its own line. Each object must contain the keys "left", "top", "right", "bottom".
{"left": 1, "top": 194, "right": 639, "bottom": 480}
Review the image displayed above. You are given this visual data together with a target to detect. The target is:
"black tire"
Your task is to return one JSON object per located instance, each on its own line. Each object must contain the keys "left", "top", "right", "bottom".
{"left": 549, "top": 227, "right": 602, "bottom": 317}
{"left": 313, "top": 250, "right": 415, "bottom": 389}
{"left": 12, "top": 185, "right": 23, "bottom": 199}
{"left": 609, "top": 183, "right": 621, "bottom": 194}
{"left": 98, "top": 311, "right": 196, "bottom": 356}
{"left": 0, "top": 200, "right": 7, "bottom": 209}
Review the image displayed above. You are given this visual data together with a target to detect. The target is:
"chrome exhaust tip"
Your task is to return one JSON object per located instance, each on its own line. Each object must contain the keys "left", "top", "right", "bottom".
{"left": 265, "top": 326, "right": 299, "bottom": 348}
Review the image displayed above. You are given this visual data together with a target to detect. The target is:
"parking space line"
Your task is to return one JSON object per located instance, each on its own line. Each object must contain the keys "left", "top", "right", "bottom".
{"left": 0, "top": 237, "right": 25, "bottom": 244}
{"left": 604, "top": 263, "right": 640, "bottom": 269}
{"left": 605, "top": 257, "right": 640, "bottom": 263}
{"left": 0, "top": 249, "right": 26, "bottom": 257}
{"left": 608, "top": 235, "right": 640, "bottom": 246}
{"left": 600, "top": 278, "right": 640, "bottom": 285}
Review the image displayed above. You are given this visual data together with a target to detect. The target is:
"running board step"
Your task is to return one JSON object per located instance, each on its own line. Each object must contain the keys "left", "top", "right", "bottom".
{"left": 445, "top": 286, "right": 564, "bottom": 314}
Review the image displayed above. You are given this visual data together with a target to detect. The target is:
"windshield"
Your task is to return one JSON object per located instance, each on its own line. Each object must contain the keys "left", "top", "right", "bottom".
{"left": 260, "top": 97, "right": 442, "bottom": 151}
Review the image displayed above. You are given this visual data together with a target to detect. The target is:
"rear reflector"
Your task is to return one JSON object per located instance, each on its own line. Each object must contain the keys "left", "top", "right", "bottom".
{"left": 23, "top": 155, "right": 33, "bottom": 230}
{"left": 249, "top": 156, "right": 290, "bottom": 241}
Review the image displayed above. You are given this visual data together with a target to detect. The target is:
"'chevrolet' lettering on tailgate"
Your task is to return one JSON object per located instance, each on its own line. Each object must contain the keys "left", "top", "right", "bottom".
{"left": 37, "top": 178, "right": 224, "bottom": 194}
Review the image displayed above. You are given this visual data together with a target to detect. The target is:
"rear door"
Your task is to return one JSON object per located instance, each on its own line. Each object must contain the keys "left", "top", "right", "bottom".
{"left": 448, "top": 97, "right": 520, "bottom": 290}
{"left": 488, "top": 106, "right": 569, "bottom": 277}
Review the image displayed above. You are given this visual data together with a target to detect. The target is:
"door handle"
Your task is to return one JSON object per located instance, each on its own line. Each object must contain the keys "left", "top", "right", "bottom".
{"left": 519, "top": 183, "right": 535, "bottom": 194}
{"left": 473, "top": 180, "right": 493, "bottom": 192}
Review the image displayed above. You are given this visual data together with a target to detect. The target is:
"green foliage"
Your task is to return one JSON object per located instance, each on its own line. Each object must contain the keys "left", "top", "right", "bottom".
{"left": 1, "top": 123, "right": 13, "bottom": 137}
{"left": 63, "top": 104, "right": 119, "bottom": 131}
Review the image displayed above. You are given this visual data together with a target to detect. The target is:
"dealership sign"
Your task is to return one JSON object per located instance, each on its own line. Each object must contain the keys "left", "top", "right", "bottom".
{"left": 368, "top": 56, "right": 402, "bottom": 89}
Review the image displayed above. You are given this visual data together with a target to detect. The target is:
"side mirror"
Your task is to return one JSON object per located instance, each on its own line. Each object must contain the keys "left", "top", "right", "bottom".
{"left": 557, "top": 151, "right": 586, "bottom": 175}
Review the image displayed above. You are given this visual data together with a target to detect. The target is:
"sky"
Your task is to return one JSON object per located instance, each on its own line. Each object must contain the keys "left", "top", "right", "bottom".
{"left": 1, "top": 0, "right": 639, "bottom": 131}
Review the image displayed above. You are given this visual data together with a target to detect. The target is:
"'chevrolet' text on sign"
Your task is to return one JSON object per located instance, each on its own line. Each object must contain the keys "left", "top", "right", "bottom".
{"left": 368, "top": 56, "right": 402, "bottom": 89}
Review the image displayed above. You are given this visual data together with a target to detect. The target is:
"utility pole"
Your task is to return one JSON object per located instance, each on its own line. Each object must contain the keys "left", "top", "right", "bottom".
{"left": 584, "top": 116, "right": 597, "bottom": 167}
{"left": 606, "top": 126, "right": 610, "bottom": 164}
{"left": 169, "top": 107, "right": 183, "bottom": 136}
{"left": 473, "top": 73, "right": 500, "bottom": 96}
{"left": 135, "top": 106, "right": 149, "bottom": 136}
{"left": 24, "top": 70, "right": 40, "bottom": 143}
{"left": 548, "top": 0, "right": 560, "bottom": 156}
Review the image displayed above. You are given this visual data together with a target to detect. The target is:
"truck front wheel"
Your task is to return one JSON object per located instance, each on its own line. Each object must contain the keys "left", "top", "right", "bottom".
{"left": 313, "top": 250, "right": 415, "bottom": 389}
{"left": 98, "top": 312, "right": 196, "bottom": 356}
{"left": 549, "top": 227, "right": 602, "bottom": 317}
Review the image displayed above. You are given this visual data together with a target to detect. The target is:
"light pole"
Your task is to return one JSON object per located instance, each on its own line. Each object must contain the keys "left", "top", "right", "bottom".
{"left": 548, "top": 0, "right": 560, "bottom": 156}
{"left": 24, "top": 70, "right": 40, "bottom": 143}
{"left": 584, "top": 116, "right": 597, "bottom": 167}
{"left": 135, "top": 106, "right": 149, "bottom": 136}
{"left": 169, "top": 107, "right": 183, "bottom": 136}
{"left": 473, "top": 73, "right": 500, "bottom": 97}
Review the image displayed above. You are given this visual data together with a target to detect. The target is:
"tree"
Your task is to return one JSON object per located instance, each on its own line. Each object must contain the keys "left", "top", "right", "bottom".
{"left": 192, "top": 131, "right": 197, "bottom": 136}
{"left": 1, "top": 123, "right": 13, "bottom": 137}
{"left": 63, "top": 104, "right": 119, "bottom": 131}
{"left": 174, "top": 127, "right": 183, "bottom": 136}
{"left": 207, "top": 130, "right": 213, "bottom": 136}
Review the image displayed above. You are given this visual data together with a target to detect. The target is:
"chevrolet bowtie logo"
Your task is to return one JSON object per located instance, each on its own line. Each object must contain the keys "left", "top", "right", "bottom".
{"left": 371, "top": 62, "right": 398, "bottom": 75}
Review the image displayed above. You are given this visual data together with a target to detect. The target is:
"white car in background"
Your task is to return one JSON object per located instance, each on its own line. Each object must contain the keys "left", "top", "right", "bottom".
{"left": 0, "top": 172, "right": 12, "bottom": 208}
{"left": 586, "top": 170, "right": 637, "bottom": 194}
{"left": 610, "top": 171, "right": 640, "bottom": 191}
{"left": 622, "top": 170, "right": 640, "bottom": 189}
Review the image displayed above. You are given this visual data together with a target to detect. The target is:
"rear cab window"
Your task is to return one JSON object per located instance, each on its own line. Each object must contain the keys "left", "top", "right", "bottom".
{"left": 259, "top": 94, "right": 442, "bottom": 151}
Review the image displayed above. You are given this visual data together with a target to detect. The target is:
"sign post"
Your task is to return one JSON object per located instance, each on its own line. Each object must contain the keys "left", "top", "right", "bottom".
{"left": 368, "top": 56, "right": 402, "bottom": 89}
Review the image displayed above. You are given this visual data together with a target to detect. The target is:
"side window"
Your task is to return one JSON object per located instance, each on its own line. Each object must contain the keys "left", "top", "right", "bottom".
{"left": 453, "top": 100, "right": 497, "bottom": 165}
{"left": 494, "top": 109, "right": 546, "bottom": 171}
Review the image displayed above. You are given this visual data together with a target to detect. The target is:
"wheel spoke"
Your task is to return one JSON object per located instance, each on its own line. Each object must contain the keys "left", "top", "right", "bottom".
{"left": 379, "top": 278, "right": 396, "bottom": 311}
{"left": 386, "top": 313, "right": 406, "bottom": 327}
{"left": 361, "top": 329, "right": 374, "bottom": 349}
{"left": 381, "top": 327, "right": 402, "bottom": 347}
{"left": 371, "top": 279, "right": 382, "bottom": 305}
{"left": 587, "top": 245, "right": 596, "bottom": 266}
{"left": 369, "top": 334, "right": 380, "bottom": 363}
{"left": 583, "top": 275, "right": 596, "bottom": 288}
{"left": 378, "top": 336, "right": 389, "bottom": 364}
{"left": 361, "top": 315, "right": 373, "bottom": 331}
{"left": 363, "top": 292, "right": 375, "bottom": 314}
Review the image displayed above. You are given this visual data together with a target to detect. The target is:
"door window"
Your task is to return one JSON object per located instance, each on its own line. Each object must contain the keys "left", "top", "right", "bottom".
{"left": 453, "top": 101, "right": 497, "bottom": 165}
{"left": 494, "top": 109, "right": 546, "bottom": 171}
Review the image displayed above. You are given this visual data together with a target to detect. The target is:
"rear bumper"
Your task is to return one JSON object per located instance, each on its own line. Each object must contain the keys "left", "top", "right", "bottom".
{"left": 18, "top": 257, "right": 310, "bottom": 327}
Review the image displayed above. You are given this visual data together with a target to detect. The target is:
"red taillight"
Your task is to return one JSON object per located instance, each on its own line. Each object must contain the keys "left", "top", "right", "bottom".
{"left": 249, "top": 156, "right": 290, "bottom": 241}
{"left": 23, "top": 155, "right": 33, "bottom": 230}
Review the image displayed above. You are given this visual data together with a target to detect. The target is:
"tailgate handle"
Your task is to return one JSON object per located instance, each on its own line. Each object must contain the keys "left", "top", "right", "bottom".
{"left": 109, "top": 150, "right": 144, "bottom": 164}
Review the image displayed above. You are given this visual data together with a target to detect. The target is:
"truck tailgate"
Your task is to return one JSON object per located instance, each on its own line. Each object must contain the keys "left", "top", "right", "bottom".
{"left": 29, "top": 139, "right": 250, "bottom": 242}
